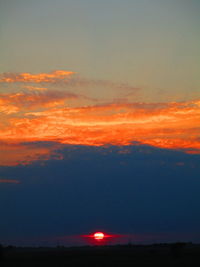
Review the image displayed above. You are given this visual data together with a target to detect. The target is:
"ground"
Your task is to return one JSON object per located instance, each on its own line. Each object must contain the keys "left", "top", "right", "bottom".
{"left": 1, "top": 243, "right": 199, "bottom": 267}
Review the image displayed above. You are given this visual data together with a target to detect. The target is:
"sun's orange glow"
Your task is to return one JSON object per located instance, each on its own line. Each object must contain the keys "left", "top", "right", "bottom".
{"left": 82, "top": 232, "right": 121, "bottom": 245}
{"left": 93, "top": 232, "right": 105, "bottom": 240}
{"left": 84, "top": 231, "right": 113, "bottom": 242}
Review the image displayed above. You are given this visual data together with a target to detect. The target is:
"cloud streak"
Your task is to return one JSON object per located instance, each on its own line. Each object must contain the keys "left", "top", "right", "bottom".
{"left": 0, "top": 70, "right": 138, "bottom": 93}
{"left": 0, "top": 70, "right": 74, "bottom": 83}
{"left": 0, "top": 90, "right": 79, "bottom": 114}
{"left": 0, "top": 99, "right": 200, "bottom": 156}
{"left": 0, "top": 179, "right": 20, "bottom": 184}
{"left": 0, "top": 70, "right": 199, "bottom": 165}
{"left": 23, "top": 85, "right": 48, "bottom": 92}
{"left": 0, "top": 141, "right": 62, "bottom": 166}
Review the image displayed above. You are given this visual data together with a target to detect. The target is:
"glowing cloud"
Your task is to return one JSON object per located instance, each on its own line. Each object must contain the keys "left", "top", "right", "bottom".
{"left": 0, "top": 70, "right": 75, "bottom": 83}
{"left": 0, "top": 70, "right": 138, "bottom": 94}
{"left": 0, "top": 142, "right": 62, "bottom": 166}
{"left": 0, "top": 90, "right": 79, "bottom": 113}
{"left": 23, "top": 85, "right": 48, "bottom": 91}
{"left": 0, "top": 100, "right": 200, "bottom": 155}
{"left": 0, "top": 70, "right": 199, "bottom": 166}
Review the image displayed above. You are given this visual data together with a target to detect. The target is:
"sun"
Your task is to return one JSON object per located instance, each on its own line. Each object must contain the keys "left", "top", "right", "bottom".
{"left": 83, "top": 231, "right": 113, "bottom": 243}
{"left": 93, "top": 232, "right": 105, "bottom": 241}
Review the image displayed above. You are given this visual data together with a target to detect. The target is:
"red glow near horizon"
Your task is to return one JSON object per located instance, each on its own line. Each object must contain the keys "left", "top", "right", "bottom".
{"left": 93, "top": 232, "right": 105, "bottom": 241}
{"left": 80, "top": 231, "right": 129, "bottom": 246}
{"left": 83, "top": 231, "right": 114, "bottom": 244}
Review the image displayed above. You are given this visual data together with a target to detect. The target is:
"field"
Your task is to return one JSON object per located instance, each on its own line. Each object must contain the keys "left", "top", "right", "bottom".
{"left": 1, "top": 243, "right": 199, "bottom": 266}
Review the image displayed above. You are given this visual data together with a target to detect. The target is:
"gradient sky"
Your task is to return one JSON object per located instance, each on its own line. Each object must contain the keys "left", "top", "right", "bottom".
{"left": 0, "top": 0, "right": 200, "bottom": 246}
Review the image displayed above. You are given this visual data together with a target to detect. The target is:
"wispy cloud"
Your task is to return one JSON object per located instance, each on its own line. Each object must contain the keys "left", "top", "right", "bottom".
{"left": 0, "top": 70, "right": 199, "bottom": 166}
{"left": 0, "top": 70, "right": 139, "bottom": 116}
{"left": 0, "top": 179, "right": 20, "bottom": 184}
{"left": 0, "top": 141, "right": 62, "bottom": 166}
{"left": 0, "top": 70, "right": 74, "bottom": 83}
{"left": 23, "top": 85, "right": 48, "bottom": 92}
{"left": 0, "top": 70, "right": 138, "bottom": 93}
{"left": 0, "top": 90, "right": 79, "bottom": 114}
{"left": 0, "top": 99, "right": 200, "bottom": 155}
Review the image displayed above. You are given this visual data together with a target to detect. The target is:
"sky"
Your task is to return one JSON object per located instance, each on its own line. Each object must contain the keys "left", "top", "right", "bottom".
{"left": 0, "top": 0, "right": 200, "bottom": 246}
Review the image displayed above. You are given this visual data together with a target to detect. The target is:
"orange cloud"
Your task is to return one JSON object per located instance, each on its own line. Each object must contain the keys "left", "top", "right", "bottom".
{"left": 23, "top": 85, "right": 48, "bottom": 91}
{"left": 0, "top": 100, "right": 199, "bottom": 157}
{"left": 0, "top": 70, "right": 138, "bottom": 95}
{"left": 0, "top": 70, "right": 75, "bottom": 83}
{"left": 0, "top": 98, "right": 19, "bottom": 114}
{"left": 0, "top": 90, "right": 79, "bottom": 114}
{"left": 2, "top": 70, "right": 198, "bottom": 166}
{"left": 0, "top": 142, "right": 62, "bottom": 166}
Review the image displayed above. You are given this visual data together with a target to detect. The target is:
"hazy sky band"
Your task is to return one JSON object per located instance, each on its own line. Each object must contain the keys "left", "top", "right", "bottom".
{"left": 0, "top": 0, "right": 199, "bottom": 102}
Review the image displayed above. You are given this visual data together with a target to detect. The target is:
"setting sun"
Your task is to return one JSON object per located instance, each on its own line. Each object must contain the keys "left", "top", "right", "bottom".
{"left": 93, "top": 232, "right": 105, "bottom": 241}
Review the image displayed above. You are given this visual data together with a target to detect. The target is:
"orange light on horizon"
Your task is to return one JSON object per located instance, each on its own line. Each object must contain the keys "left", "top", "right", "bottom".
{"left": 84, "top": 231, "right": 113, "bottom": 242}
{"left": 82, "top": 231, "right": 122, "bottom": 245}
{"left": 93, "top": 232, "right": 105, "bottom": 241}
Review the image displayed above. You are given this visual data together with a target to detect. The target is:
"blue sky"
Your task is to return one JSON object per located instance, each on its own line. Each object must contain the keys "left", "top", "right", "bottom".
{"left": 1, "top": 144, "right": 200, "bottom": 245}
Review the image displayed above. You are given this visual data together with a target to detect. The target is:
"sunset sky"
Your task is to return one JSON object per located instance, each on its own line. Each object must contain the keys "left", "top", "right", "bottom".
{"left": 0, "top": 0, "right": 200, "bottom": 246}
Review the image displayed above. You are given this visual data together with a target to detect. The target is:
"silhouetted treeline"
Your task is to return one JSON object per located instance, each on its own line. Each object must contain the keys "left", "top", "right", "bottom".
{"left": 0, "top": 242, "right": 199, "bottom": 266}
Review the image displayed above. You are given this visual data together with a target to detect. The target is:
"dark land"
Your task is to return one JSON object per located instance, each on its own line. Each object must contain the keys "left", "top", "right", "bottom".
{"left": 1, "top": 243, "right": 200, "bottom": 266}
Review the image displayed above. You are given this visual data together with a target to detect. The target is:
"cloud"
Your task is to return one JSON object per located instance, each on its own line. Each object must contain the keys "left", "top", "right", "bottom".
{"left": 0, "top": 141, "right": 63, "bottom": 166}
{"left": 0, "top": 99, "right": 19, "bottom": 114}
{"left": 62, "top": 76, "right": 139, "bottom": 92}
{"left": 0, "top": 179, "right": 20, "bottom": 184}
{"left": 0, "top": 70, "right": 138, "bottom": 93}
{"left": 0, "top": 70, "right": 75, "bottom": 83}
{"left": 0, "top": 90, "right": 79, "bottom": 114}
{"left": 0, "top": 99, "right": 200, "bottom": 160}
{"left": 0, "top": 70, "right": 199, "bottom": 166}
{"left": 23, "top": 85, "right": 48, "bottom": 92}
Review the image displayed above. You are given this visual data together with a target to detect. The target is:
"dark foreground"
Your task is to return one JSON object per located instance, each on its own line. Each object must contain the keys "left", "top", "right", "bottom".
{"left": 1, "top": 243, "right": 199, "bottom": 266}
